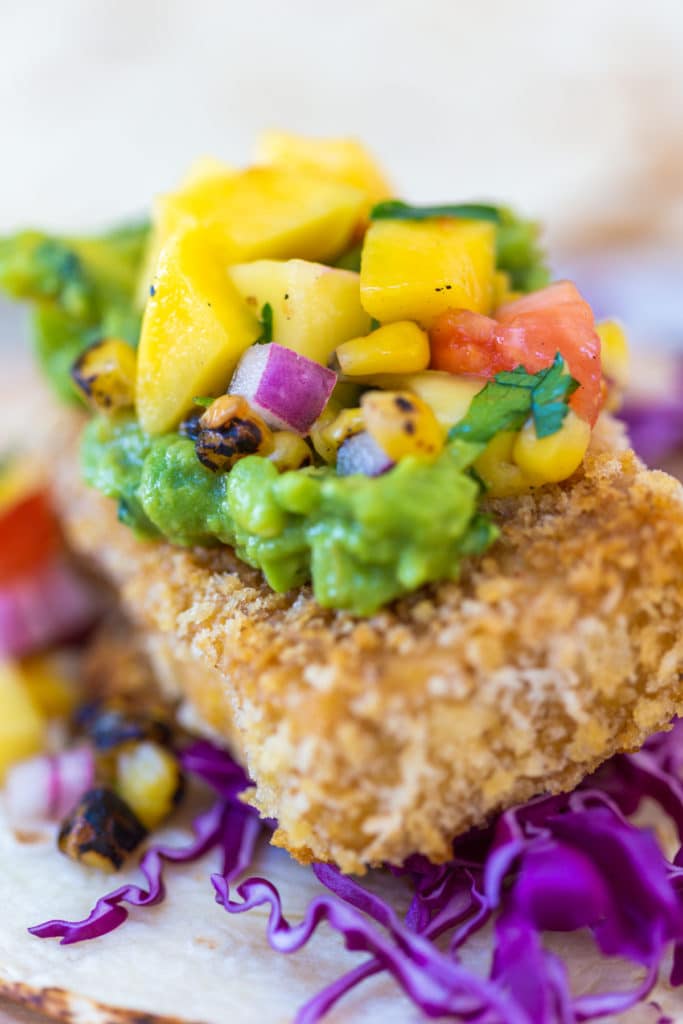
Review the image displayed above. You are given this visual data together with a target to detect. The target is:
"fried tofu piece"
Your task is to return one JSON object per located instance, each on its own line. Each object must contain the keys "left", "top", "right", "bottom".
{"left": 53, "top": 416, "right": 683, "bottom": 873}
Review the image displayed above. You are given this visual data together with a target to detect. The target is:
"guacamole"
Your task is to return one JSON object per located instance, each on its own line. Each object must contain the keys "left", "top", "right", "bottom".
{"left": 82, "top": 416, "right": 496, "bottom": 616}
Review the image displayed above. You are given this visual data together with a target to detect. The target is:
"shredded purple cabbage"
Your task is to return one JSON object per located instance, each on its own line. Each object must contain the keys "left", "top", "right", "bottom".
{"left": 31, "top": 727, "right": 683, "bottom": 1023}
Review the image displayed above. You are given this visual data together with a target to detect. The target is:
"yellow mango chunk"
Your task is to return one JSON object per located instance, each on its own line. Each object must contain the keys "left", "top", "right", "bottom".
{"left": 255, "top": 131, "right": 392, "bottom": 206}
{"left": 20, "top": 653, "right": 80, "bottom": 718}
{"left": 0, "top": 661, "right": 45, "bottom": 781}
{"left": 337, "top": 321, "right": 429, "bottom": 376}
{"left": 137, "top": 230, "right": 260, "bottom": 435}
{"left": 228, "top": 259, "right": 371, "bottom": 365}
{"left": 180, "top": 156, "right": 236, "bottom": 188}
{"left": 597, "top": 319, "right": 630, "bottom": 389}
{"left": 360, "top": 218, "right": 496, "bottom": 326}
{"left": 513, "top": 410, "right": 591, "bottom": 485}
{"left": 138, "top": 165, "right": 365, "bottom": 306}
{"left": 359, "top": 370, "right": 484, "bottom": 431}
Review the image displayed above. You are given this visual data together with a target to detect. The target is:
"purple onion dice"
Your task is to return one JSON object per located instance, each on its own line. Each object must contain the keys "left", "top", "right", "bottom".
{"left": 336, "top": 432, "right": 394, "bottom": 477}
{"left": 229, "top": 343, "right": 337, "bottom": 436}
{"left": 5, "top": 746, "right": 96, "bottom": 823}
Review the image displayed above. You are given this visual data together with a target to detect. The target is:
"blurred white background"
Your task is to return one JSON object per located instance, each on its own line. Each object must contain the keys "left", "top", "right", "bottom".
{"left": 0, "top": 0, "right": 682, "bottom": 348}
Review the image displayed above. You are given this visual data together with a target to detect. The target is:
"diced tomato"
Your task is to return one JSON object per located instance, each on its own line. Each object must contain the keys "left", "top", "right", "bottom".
{"left": 0, "top": 491, "right": 62, "bottom": 585}
{"left": 429, "top": 281, "right": 603, "bottom": 424}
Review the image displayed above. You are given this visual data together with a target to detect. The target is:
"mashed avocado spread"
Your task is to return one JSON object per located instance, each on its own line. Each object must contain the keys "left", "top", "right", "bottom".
{"left": 82, "top": 415, "right": 495, "bottom": 615}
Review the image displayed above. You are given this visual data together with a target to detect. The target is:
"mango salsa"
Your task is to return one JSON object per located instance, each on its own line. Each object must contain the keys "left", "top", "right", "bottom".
{"left": 360, "top": 218, "right": 496, "bottom": 326}
{"left": 0, "top": 661, "right": 45, "bottom": 781}
{"left": 137, "top": 230, "right": 260, "bottom": 435}
{"left": 228, "top": 259, "right": 371, "bottom": 366}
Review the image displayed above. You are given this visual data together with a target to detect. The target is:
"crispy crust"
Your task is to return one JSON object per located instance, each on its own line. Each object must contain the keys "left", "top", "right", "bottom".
{"left": 53, "top": 416, "right": 683, "bottom": 873}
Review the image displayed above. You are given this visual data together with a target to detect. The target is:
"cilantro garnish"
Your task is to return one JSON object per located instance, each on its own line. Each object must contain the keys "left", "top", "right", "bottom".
{"left": 449, "top": 354, "right": 579, "bottom": 445}
{"left": 255, "top": 302, "right": 273, "bottom": 344}
{"left": 193, "top": 396, "right": 215, "bottom": 408}
{"left": 370, "top": 200, "right": 502, "bottom": 224}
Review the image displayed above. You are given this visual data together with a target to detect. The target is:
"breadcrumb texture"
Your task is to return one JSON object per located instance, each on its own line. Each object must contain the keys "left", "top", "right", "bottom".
{"left": 53, "top": 416, "right": 683, "bottom": 873}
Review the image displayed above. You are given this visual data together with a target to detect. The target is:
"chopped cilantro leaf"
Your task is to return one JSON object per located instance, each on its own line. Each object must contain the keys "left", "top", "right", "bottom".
{"left": 449, "top": 354, "right": 579, "bottom": 446}
{"left": 256, "top": 302, "right": 273, "bottom": 344}
{"left": 193, "top": 396, "right": 215, "bottom": 408}
{"left": 370, "top": 200, "right": 502, "bottom": 224}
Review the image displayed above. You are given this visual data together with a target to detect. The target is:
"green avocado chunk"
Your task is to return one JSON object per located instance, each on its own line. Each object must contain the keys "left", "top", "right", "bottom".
{"left": 81, "top": 416, "right": 498, "bottom": 616}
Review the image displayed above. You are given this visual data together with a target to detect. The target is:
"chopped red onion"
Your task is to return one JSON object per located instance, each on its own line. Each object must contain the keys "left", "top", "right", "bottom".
{"left": 0, "top": 556, "right": 98, "bottom": 659}
{"left": 5, "top": 746, "right": 95, "bottom": 822}
{"left": 229, "top": 343, "right": 336, "bottom": 435}
{"left": 336, "top": 432, "right": 394, "bottom": 477}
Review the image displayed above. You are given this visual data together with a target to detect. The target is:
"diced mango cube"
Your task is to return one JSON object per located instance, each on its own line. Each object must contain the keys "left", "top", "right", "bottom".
{"left": 359, "top": 370, "right": 484, "bottom": 431}
{"left": 0, "top": 661, "right": 45, "bottom": 781}
{"left": 180, "top": 156, "right": 236, "bottom": 188}
{"left": 255, "top": 131, "right": 392, "bottom": 206}
{"left": 337, "top": 321, "right": 429, "bottom": 376}
{"left": 228, "top": 259, "right": 371, "bottom": 366}
{"left": 166, "top": 167, "right": 364, "bottom": 264}
{"left": 137, "top": 230, "right": 260, "bottom": 435}
{"left": 20, "top": 653, "right": 80, "bottom": 718}
{"left": 360, "top": 218, "right": 496, "bottom": 326}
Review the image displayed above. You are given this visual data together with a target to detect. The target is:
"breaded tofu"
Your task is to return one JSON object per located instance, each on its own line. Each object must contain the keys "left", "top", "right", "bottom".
{"left": 52, "top": 414, "right": 683, "bottom": 873}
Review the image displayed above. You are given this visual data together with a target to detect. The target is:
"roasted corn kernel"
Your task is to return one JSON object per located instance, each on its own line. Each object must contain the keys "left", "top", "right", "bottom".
{"left": 309, "top": 400, "right": 343, "bottom": 464}
{"left": 116, "top": 741, "right": 183, "bottom": 831}
{"left": 513, "top": 410, "right": 591, "bottom": 485}
{"left": 267, "top": 431, "right": 314, "bottom": 472}
{"left": 336, "top": 322, "right": 430, "bottom": 376}
{"left": 71, "top": 338, "right": 137, "bottom": 413}
{"left": 58, "top": 787, "right": 147, "bottom": 872}
{"left": 361, "top": 390, "right": 444, "bottom": 462}
{"left": 324, "top": 407, "right": 366, "bottom": 448}
{"left": 474, "top": 430, "right": 529, "bottom": 498}
{"left": 195, "top": 395, "right": 274, "bottom": 472}
{"left": 81, "top": 700, "right": 173, "bottom": 752}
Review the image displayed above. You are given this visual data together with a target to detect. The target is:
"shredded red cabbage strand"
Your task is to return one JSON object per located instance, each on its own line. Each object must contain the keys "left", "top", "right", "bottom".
{"left": 31, "top": 726, "right": 683, "bottom": 1023}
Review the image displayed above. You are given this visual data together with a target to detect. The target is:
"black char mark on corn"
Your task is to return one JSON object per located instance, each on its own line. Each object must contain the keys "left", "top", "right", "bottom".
{"left": 58, "top": 787, "right": 147, "bottom": 872}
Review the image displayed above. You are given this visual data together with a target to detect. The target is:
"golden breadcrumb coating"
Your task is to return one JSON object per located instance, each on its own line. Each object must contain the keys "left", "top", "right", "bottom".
{"left": 52, "top": 415, "right": 683, "bottom": 873}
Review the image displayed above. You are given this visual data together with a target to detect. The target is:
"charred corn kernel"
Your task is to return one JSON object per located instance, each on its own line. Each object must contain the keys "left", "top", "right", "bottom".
{"left": 268, "top": 431, "right": 314, "bottom": 471}
{"left": 20, "top": 653, "right": 79, "bottom": 718}
{"left": 597, "top": 319, "right": 629, "bottom": 389}
{"left": 71, "top": 338, "right": 137, "bottom": 413}
{"left": 513, "top": 410, "right": 591, "bottom": 485}
{"left": 196, "top": 394, "right": 274, "bottom": 472}
{"left": 116, "top": 741, "right": 183, "bottom": 831}
{"left": 361, "top": 390, "right": 444, "bottom": 462}
{"left": 58, "top": 787, "right": 147, "bottom": 872}
{"left": 324, "top": 407, "right": 366, "bottom": 450}
{"left": 474, "top": 431, "right": 529, "bottom": 497}
{"left": 309, "top": 400, "right": 343, "bottom": 463}
{"left": 0, "top": 662, "right": 45, "bottom": 781}
{"left": 336, "top": 322, "right": 430, "bottom": 376}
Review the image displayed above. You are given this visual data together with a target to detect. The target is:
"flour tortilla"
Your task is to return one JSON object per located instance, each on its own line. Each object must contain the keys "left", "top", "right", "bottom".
{"left": 1, "top": 797, "right": 682, "bottom": 1024}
